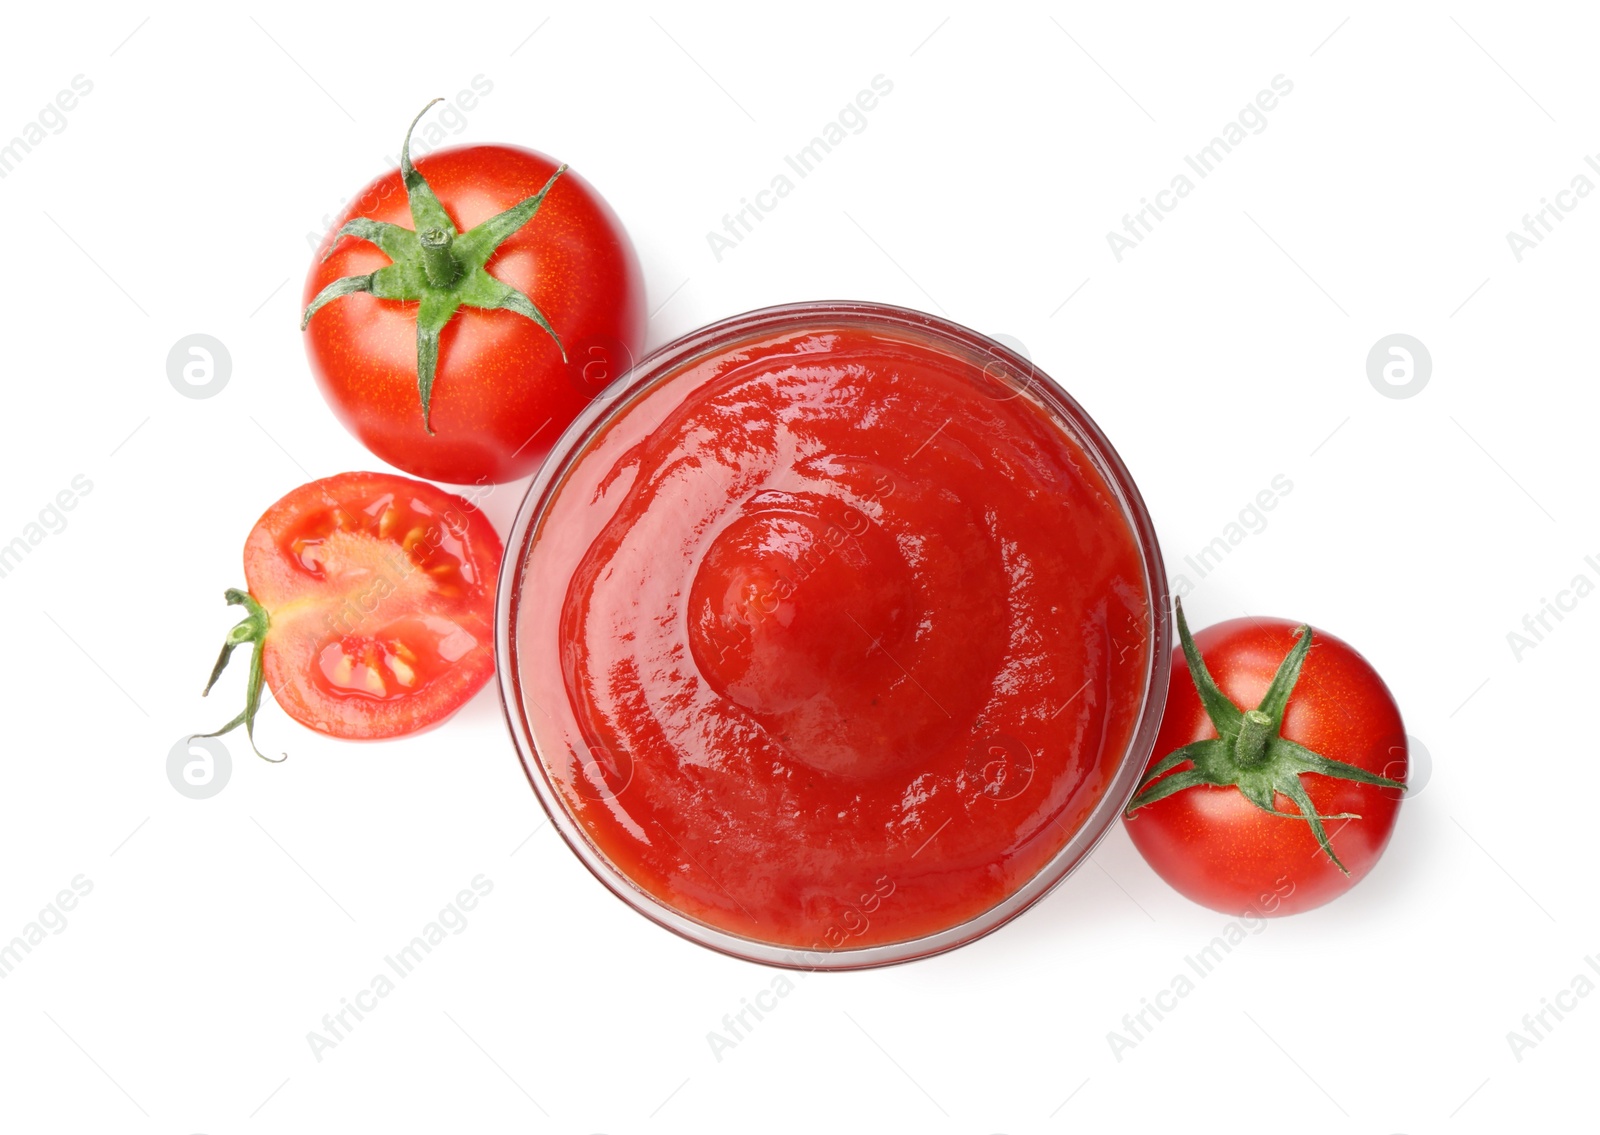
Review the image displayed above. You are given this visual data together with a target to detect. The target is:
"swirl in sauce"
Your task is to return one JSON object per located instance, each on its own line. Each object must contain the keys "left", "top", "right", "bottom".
{"left": 516, "top": 323, "right": 1150, "bottom": 950}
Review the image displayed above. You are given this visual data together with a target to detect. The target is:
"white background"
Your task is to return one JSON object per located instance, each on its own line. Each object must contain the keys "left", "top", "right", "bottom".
{"left": 0, "top": 2, "right": 1592, "bottom": 1131}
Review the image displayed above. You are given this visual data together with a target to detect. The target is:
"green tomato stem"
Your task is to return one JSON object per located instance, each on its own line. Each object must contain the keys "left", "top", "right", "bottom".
{"left": 195, "top": 588, "right": 285, "bottom": 763}
{"left": 418, "top": 228, "right": 460, "bottom": 288}
{"left": 1234, "top": 709, "right": 1275, "bottom": 767}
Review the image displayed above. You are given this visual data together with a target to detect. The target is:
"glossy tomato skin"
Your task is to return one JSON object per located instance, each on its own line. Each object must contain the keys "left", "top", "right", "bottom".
{"left": 1124, "top": 617, "right": 1406, "bottom": 916}
{"left": 303, "top": 146, "right": 646, "bottom": 485}
{"left": 244, "top": 472, "right": 502, "bottom": 740}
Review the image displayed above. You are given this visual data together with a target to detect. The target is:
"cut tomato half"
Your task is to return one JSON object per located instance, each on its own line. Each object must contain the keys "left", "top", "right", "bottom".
{"left": 196, "top": 472, "right": 502, "bottom": 756}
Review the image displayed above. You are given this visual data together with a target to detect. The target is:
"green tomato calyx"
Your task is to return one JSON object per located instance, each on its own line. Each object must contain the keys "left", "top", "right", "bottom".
{"left": 1123, "top": 598, "right": 1406, "bottom": 875}
{"left": 301, "top": 99, "right": 568, "bottom": 433}
{"left": 193, "top": 588, "right": 284, "bottom": 763}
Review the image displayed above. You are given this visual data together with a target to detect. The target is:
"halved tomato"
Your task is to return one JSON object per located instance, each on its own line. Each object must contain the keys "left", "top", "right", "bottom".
{"left": 196, "top": 472, "right": 502, "bottom": 757}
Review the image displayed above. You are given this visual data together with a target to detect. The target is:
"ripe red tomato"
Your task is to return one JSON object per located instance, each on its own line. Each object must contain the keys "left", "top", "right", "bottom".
{"left": 302, "top": 104, "right": 645, "bottom": 485}
{"left": 1123, "top": 605, "right": 1407, "bottom": 916}
{"left": 196, "top": 472, "right": 502, "bottom": 756}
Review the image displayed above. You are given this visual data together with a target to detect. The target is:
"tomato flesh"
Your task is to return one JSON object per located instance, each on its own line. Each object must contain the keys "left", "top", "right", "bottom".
{"left": 244, "top": 473, "right": 502, "bottom": 739}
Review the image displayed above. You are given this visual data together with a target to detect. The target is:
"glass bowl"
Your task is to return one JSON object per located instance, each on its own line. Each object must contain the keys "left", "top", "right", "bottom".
{"left": 496, "top": 301, "right": 1170, "bottom": 969}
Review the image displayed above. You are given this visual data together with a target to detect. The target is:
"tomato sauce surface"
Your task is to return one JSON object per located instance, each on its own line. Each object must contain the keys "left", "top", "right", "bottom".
{"left": 516, "top": 322, "right": 1151, "bottom": 951}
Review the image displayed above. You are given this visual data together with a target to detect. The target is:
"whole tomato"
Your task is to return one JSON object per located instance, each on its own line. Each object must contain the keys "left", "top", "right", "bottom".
{"left": 1122, "top": 601, "right": 1407, "bottom": 916}
{"left": 302, "top": 102, "right": 645, "bottom": 485}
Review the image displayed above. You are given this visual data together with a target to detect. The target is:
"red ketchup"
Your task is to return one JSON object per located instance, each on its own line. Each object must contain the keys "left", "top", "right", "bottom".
{"left": 515, "top": 319, "right": 1151, "bottom": 952}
